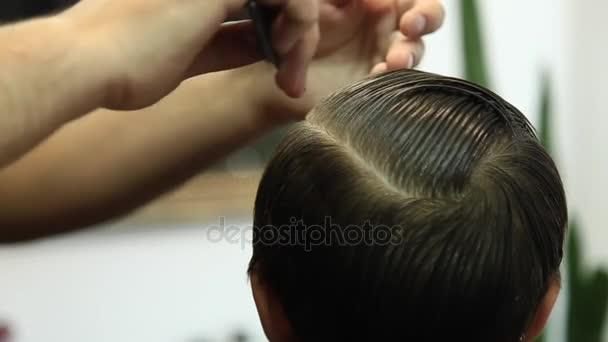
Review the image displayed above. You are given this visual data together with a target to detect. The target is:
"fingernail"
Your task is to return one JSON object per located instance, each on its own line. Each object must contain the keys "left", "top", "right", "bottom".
{"left": 292, "top": 66, "right": 307, "bottom": 97}
{"left": 407, "top": 53, "right": 415, "bottom": 69}
{"left": 410, "top": 15, "right": 427, "bottom": 36}
{"left": 277, "top": 64, "right": 305, "bottom": 98}
{"left": 275, "top": 35, "right": 292, "bottom": 55}
{"left": 274, "top": 29, "right": 298, "bottom": 55}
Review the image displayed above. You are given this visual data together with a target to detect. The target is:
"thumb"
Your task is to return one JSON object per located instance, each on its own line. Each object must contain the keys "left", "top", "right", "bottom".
{"left": 186, "top": 21, "right": 265, "bottom": 77}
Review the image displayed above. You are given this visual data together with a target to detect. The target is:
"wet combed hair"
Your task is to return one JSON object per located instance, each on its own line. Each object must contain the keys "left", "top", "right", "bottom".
{"left": 250, "top": 70, "right": 567, "bottom": 342}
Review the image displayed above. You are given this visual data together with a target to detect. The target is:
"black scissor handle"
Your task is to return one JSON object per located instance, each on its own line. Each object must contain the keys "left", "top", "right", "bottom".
{"left": 246, "top": 0, "right": 281, "bottom": 68}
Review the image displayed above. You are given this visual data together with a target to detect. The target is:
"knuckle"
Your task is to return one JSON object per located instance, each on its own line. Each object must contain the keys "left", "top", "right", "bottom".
{"left": 291, "top": 0, "right": 319, "bottom": 24}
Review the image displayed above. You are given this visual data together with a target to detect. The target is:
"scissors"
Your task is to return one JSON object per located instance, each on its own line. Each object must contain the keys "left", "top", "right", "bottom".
{"left": 246, "top": 0, "right": 281, "bottom": 68}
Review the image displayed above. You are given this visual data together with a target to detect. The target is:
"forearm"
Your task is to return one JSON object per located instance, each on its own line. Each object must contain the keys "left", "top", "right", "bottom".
{"left": 0, "top": 65, "right": 278, "bottom": 241}
{"left": 0, "top": 13, "right": 110, "bottom": 167}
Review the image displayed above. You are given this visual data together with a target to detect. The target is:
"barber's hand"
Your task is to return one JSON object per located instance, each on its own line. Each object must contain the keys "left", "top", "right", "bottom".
{"left": 196, "top": 0, "right": 443, "bottom": 95}
{"left": 371, "top": 0, "right": 445, "bottom": 73}
{"left": 261, "top": 0, "right": 445, "bottom": 122}
{"left": 66, "top": 0, "right": 319, "bottom": 110}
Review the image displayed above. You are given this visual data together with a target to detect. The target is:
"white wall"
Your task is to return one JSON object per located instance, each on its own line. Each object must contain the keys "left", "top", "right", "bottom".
{"left": 2, "top": 1, "right": 607, "bottom": 342}
{"left": 0, "top": 222, "right": 266, "bottom": 342}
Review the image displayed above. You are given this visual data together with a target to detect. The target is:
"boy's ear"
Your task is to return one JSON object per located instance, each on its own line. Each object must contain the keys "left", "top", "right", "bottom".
{"left": 524, "top": 277, "right": 561, "bottom": 341}
{"left": 250, "top": 271, "right": 294, "bottom": 342}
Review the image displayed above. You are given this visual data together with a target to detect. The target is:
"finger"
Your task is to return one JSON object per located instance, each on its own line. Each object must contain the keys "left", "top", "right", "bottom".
{"left": 260, "top": 0, "right": 320, "bottom": 54}
{"left": 316, "top": 0, "right": 364, "bottom": 56}
{"left": 365, "top": 0, "right": 416, "bottom": 70}
{"left": 396, "top": 0, "right": 417, "bottom": 14}
{"left": 385, "top": 34, "right": 425, "bottom": 70}
{"left": 365, "top": 0, "right": 398, "bottom": 69}
{"left": 371, "top": 62, "right": 388, "bottom": 74}
{"left": 276, "top": 25, "right": 320, "bottom": 98}
{"left": 187, "top": 21, "right": 263, "bottom": 76}
{"left": 363, "top": 0, "right": 401, "bottom": 14}
{"left": 400, "top": 0, "right": 445, "bottom": 39}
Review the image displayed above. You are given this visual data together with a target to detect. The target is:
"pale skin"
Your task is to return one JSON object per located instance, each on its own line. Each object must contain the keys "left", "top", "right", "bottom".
{"left": 0, "top": 0, "right": 445, "bottom": 241}
{"left": 0, "top": 0, "right": 324, "bottom": 167}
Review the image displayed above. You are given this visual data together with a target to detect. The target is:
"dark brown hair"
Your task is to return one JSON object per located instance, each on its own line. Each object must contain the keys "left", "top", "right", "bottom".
{"left": 250, "top": 70, "right": 567, "bottom": 342}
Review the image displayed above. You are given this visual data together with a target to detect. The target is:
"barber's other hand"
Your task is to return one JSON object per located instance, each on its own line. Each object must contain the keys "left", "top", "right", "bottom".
{"left": 262, "top": 0, "right": 445, "bottom": 122}
{"left": 198, "top": 0, "right": 443, "bottom": 98}
{"left": 65, "top": 0, "right": 319, "bottom": 110}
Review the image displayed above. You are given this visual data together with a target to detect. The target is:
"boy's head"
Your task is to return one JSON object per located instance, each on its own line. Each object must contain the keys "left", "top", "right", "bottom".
{"left": 249, "top": 70, "right": 567, "bottom": 342}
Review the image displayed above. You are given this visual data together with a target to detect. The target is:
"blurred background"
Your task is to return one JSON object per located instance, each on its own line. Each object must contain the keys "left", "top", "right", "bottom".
{"left": 0, "top": 0, "right": 607, "bottom": 341}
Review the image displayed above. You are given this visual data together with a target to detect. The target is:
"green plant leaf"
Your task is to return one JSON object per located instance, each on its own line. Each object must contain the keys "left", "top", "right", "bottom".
{"left": 538, "top": 72, "right": 552, "bottom": 153}
{"left": 567, "top": 221, "right": 584, "bottom": 342}
{"left": 586, "top": 270, "right": 608, "bottom": 337}
{"left": 535, "top": 333, "right": 546, "bottom": 342}
{"left": 566, "top": 220, "right": 608, "bottom": 342}
{"left": 460, "top": 0, "right": 491, "bottom": 87}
